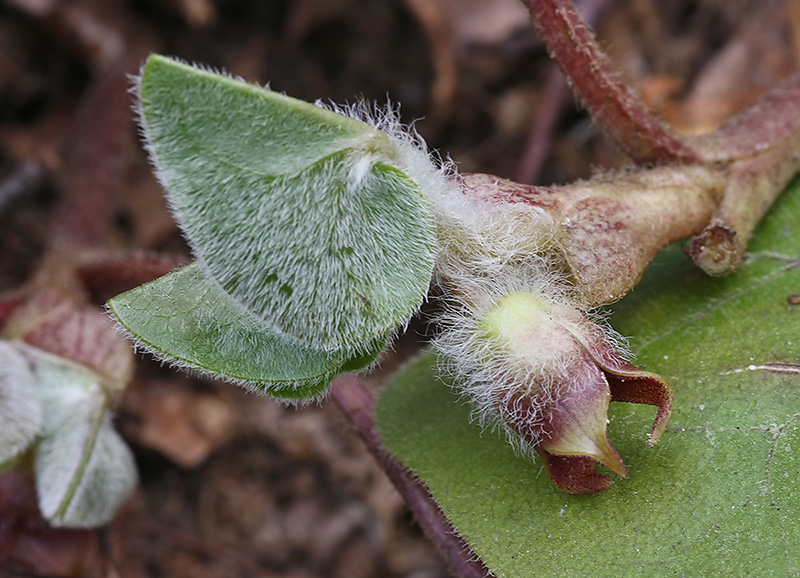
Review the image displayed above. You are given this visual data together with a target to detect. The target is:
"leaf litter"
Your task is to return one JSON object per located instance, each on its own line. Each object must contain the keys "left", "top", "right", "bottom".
{"left": 0, "top": 0, "right": 796, "bottom": 576}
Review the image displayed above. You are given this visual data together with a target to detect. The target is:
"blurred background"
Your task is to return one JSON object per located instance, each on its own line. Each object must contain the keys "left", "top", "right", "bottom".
{"left": 0, "top": 0, "right": 796, "bottom": 576}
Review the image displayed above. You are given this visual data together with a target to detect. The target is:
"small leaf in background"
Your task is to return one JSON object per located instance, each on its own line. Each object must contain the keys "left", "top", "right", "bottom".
{"left": 137, "top": 55, "right": 435, "bottom": 351}
{"left": 4, "top": 291, "right": 134, "bottom": 390}
{"left": 377, "top": 178, "right": 800, "bottom": 577}
{"left": 33, "top": 358, "right": 136, "bottom": 528}
{"left": 109, "top": 263, "right": 384, "bottom": 398}
{"left": 0, "top": 341, "right": 41, "bottom": 466}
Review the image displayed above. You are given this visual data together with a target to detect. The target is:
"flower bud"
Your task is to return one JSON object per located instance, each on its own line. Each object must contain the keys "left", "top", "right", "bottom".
{"left": 437, "top": 288, "right": 672, "bottom": 494}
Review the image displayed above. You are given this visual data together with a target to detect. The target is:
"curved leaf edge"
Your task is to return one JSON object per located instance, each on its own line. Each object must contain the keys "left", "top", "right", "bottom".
{"left": 107, "top": 266, "right": 388, "bottom": 401}
{"left": 137, "top": 55, "right": 380, "bottom": 159}
{"left": 135, "top": 54, "right": 437, "bottom": 353}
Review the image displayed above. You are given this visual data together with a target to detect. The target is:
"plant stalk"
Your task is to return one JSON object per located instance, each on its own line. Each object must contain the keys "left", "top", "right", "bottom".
{"left": 330, "top": 375, "right": 492, "bottom": 578}
{"left": 521, "top": 0, "right": 701, "bottom": 165}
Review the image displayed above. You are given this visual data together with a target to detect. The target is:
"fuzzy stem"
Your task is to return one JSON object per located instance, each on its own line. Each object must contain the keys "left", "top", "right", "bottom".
{"left": 689, "top": 73, "right": 800, "bottom": 276}
{"left": 330, "top": 375, "right": 492, "bottom": 578}
{"left": 523, "top": 0, "right": 800, "bottom": 278}
{"left": 690, "top": 133, "right": 800, "bottom": 275}
{"left": 516, "top": 0, "right": 612, "bottom": 184}
{"left": 686, "top": 72, "right": 800, "bottom": 274}
{"left": 459, "top": 164, "right": 725, "bottom": 305}
{"left": 692, "top": 71, "right": 800, "bottom": 162}
{"left": 521, "top": 0, "right": 701, "bottom": 165}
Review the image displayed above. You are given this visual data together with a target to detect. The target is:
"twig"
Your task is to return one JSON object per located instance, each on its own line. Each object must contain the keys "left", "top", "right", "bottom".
{"left": 521, "top": 0, "right": 700, "bottom": 165}
{"left": 403, "top": 0, "right": 459, "bottom": 126}
{"left": 516, "top": 66, "right": 568, "bottom": 184}
{"left": 330, "top": 375, "right": 492, "bottom": 578}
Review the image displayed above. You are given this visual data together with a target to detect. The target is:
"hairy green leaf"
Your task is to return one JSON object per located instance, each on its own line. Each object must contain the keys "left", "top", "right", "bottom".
{"left": 138, "top": 55, "right": 434, "bottom": 351}
{"left": 377, "top": 178, "right": 800, "bottom": 577}
{"left": 109, "top": 263, "right": 383, "bottom": 398}
{"left": 33, "top": 358, "right": 136, "bottom": 528}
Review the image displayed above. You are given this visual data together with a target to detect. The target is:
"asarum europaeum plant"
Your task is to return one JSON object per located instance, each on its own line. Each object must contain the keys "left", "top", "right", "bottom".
{"left": 106, "top": 55, "right": 682, "bottom": 494}
{"left": 109, "top": 54, "right": 796, "bottom": 494}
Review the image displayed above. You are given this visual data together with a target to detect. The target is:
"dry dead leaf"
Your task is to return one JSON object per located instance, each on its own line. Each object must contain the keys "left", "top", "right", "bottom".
{"left": 122, "top": 375, "right": 237, "bottom": 468}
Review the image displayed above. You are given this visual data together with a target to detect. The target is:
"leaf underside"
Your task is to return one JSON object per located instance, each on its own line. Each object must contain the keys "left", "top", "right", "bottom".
{"left": 33, "top": 358, "right": 136, "bottom": 528}
{"left": 0, "top": 341, "right": 41, "bottom": 465}
{"left": 138, "top": 55, "right": 434, "bottom": 352}
{"left": 109, "top": 263, "right": 384, "bottom": 398}
{"left": 377, "top": 177, "right": 800, "bottom": 577}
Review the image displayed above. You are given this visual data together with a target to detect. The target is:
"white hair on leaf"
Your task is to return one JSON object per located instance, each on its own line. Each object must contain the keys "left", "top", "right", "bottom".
{"left": 0, "top": 340, "right": 42, "bottom": 464}
{"left": 317, "top": 93, "right": 634, "bottom": 459}
{"left": 315, "top": 97, "right": 462, "bottom": 217}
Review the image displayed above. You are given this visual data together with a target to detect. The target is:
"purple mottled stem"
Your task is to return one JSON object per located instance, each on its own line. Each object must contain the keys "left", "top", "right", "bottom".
{"left": 693, "top": 71, "right": 800, "bottom": 162}
{"left": 330, "top": 375, "right": 491, "bottom": 578}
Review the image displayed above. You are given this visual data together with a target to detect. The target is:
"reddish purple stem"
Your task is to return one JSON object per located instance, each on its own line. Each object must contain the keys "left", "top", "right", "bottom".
{"left": 694, "top": 70, "right": 800, "bottom": 161}
{"left": 517, "top": 0, "right": 613, "bottom": 184}
{"left": 330, "top": 375, "right": 492, "bottom": 578}
{"left": 522, "top": 0, "right": 701, "bottom": 165}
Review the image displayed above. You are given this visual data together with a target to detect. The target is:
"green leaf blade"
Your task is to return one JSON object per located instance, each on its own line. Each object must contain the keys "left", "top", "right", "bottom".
{"left": 377, "top": 178, "right": 800, "bottom": 577}
{"left": 140, "top": 55, "right": 374, "bottom": 177}
{"left": 108, "top": 263, "right": 382, "bottom": 399}
{"left": 138, "top": 55, "right": 435, "bottom": 351}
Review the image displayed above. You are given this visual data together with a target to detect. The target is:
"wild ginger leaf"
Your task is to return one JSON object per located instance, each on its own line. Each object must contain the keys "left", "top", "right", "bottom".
{"left": 0, "top": 341, "right": 41, "bottom": 466}
{"left": 137, "top": 55, "right": 434, "bottom": 351}
{"left": 32, "top": 359, "right": 136, "bottom": 528}
{"left": 377, "top": 177, "right": 800, "bottom": 577}
{"left": 108, "top": 263, "right": 383, "bottom": 398}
